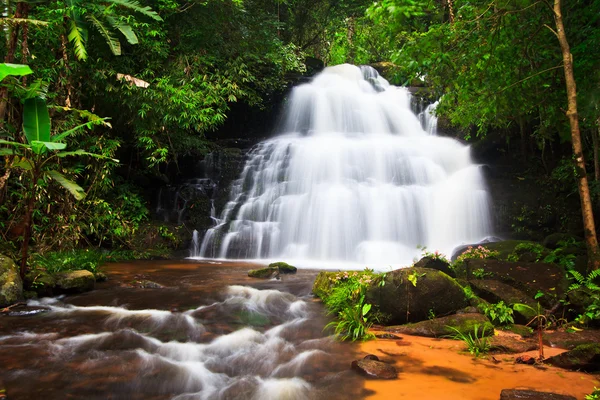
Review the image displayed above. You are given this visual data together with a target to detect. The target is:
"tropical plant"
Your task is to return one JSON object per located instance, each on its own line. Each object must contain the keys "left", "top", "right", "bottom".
{"left": 513, "top": 302, "right": 548, "bottom": 361}
{"left": 0, "top": 83, "right": 113, "bottom": 277}
{"left": 479, "top": 301, "right": 514, "bottom": 326}
{"left": 325, "top": 294, "right": 375, "bottom": 341}
{"left": 455, "top": 246, "right": 500, "bottom": 264}
{"left": 446, "top": 324, "right": 490, "bottom": 357}
{"left": 567, "top": 269, "right": 600, "bottom": 325}
{"left": 585, "top": 387, "right": 600, "bottom": 400}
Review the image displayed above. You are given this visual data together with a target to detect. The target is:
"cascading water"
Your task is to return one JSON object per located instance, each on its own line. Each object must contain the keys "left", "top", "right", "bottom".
{"left": 195, "top": 64, "right": 492, "bottom": 267}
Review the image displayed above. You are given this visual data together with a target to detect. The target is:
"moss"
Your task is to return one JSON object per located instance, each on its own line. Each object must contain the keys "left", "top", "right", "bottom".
{"left": 55, "top": 270, "right": 95, "bottom": 293}
{"left": 0, "top": 254, "right": 23, "bottom": 306}
{"left": 268, "top": 262, "right": 297, "bottom": 274}
{"left": 502, "top": 324, "right": 534, "bottom": 338}
{"left": 312, "top": 271, "right": 336, "bottom": 298}
{"left": 248, "top": 267, "right": 278, "bottom": 279}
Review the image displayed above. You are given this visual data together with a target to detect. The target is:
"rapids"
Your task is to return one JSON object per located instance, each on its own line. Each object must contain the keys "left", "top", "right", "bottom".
{"left": 195, "top": 64, "right": 492, "bottom": 268}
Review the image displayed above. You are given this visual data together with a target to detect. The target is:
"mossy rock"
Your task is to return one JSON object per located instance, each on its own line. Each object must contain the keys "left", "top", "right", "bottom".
{"left": 542, "top": 233, "right": 584, "bottom": 250}
{"left": 546, "top": 343, "right": 600, "bottom": 372}
{"left": 0, "top": 254, "right": 22, "bottom": 307}
{"left": 366, "top": 267, "right": 469, "bottom": 324}
{"left": 55, "top": 270, "right": 95, "bottom": 293}
{"left": 502, "top": 324, "right": 534, "bottom": 338}
{"left": 248, "top": 267, "right": 279, "bottom": 279}
{"left": 384, "top": 313, "right": 493, "bottom": 338}
{"left": 469, "top": 279, "right": 538, "bottom": 324}
{"left": 268, "top": 262, "right": 297, "bottom": 274}
{"left": 312, "top": 271, "right": 336, "bottom": 298}
{"left": 24, "top": 270, "right": 57, "bottom": 297}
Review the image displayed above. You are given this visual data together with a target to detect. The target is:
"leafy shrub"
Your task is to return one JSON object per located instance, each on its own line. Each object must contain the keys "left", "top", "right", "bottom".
{"left": 479, "top": 301, "right": 514, "bottom": 326}
{"left": 585, "top": 387, "right": 600, "bottom": 400}
{"left": 455, "top": 246, "right": 499, "bottom": 264}
{"left": 33, "top": 249, "right": 106, "bottom": 274}
{"left": 568, "top": 269, "right": 600, "bottom": 325}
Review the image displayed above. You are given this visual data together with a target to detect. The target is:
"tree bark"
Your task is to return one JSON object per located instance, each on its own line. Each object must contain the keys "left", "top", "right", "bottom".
{"left": 20, "top": 171, "right": 38, "bottom": 280}
{"left": 553, "top": 0, "right": 600, "bottom": 270}
{"left": 0, "top": 2, "right": 25, "bottom": 124}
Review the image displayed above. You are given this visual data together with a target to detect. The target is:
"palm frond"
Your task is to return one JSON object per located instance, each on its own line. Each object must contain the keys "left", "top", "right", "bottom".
{"left": 106, "top": 0, "right": 163, "bottom": 21}
{"left": 67, "top": 20, "right": 88, "bottom": 61}
{"left": 87, "top": 15, "right": 121, "bottom": 56}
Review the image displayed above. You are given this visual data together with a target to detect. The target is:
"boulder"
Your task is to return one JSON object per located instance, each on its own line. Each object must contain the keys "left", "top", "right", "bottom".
{"left": 383, "top": 313, "right": 493, "bottom": 338}
{"left": 413, "top": 256, "right": 455, "bottom": 277}
{"left": 24, "top": 270, "right": 57, "bottom": 297}
{"left": 351, "top": 359, "right": 397, "bottom": 379}
{"left": 545, "top": 343, "right": 600, "bottom": 372}
{"left": 55, "top": 270, "right": 95, "bottom": 293}
{"left": 500, "top": 389, "right": 576, "bottom": 400}
{"left": 366, "top": 267, "right": 469, "bottom": 324}
{"left": 542, "top": 233, "right": 583, "bottom": 250}
{"left": 469, "top": 279, "right": 538, "bottom": 323}
{"left": 248, "top": 267, "right": 280, "bottom": 279}
{"left": 312, "top": 271, "right": 336, "bottom": 298}
{"left": 268, "top": 262, "right": 297, "bottom": 274}
{"left": 463, "top": 260, "right": 569, "bottom": 308}
{"left": 0, "top": 254, "right": 23, "bottom": 306}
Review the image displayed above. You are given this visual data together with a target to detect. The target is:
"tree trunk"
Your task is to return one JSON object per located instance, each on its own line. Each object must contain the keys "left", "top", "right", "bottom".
{"left": 553, "top": 0, "right": 600, "bottom": 270}
{"left": 20, "top": 3, "right": 29, "bottom": 85}
{"left": 0, "top": 2, "right": 25, "bottom": 124}
{"left": 20, "top": 173, "right": 37, "bottom": 280}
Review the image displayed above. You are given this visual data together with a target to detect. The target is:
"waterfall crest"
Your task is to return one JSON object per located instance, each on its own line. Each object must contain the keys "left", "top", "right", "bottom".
{"left": 196, "top": 64, "right": 492, "bottom": 268}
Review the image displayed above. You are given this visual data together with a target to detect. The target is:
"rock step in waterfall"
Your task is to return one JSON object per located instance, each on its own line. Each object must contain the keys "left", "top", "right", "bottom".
{"left": 193, "top": 64, "right": 493, "bottom": 268}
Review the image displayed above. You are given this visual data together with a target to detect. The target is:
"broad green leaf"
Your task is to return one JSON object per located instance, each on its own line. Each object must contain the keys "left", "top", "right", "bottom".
{"left": 46, "top": 170, "right": 86, "bottom": 200}
{"left": 13, "top": 157, "right": 33, "bottom": 170}
{"left": 31, "top": 140, "right": 67, "bottom": 151}
{"left": 0, "top": 139, "right": 29, "bottom": 149}
{"left": 107, "top": 0, "right": 163, "bottom": 21}
{"left": 56, "top": 149, "right": 119, "bottom": 162}
{"left": 0, "top": 63, "right": 33, "bottom": 82}
{"left": 0, "top": 148, "right": 15, "bottom": 156}
{"left": 52, "top": 119, "right": 108, "bottom": 142}
{"left": 88, "top": 15, "right": 121, "bottom": 56}
{"left": 23, "top": 97, "right": 51, "bottom": 144}
{"left": 107, "top": 16, "right": 138, "bottom": 45}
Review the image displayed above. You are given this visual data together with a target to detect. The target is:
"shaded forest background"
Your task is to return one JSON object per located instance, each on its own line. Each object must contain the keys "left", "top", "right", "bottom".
{"left": 1, "top": 0, "right": 599, "bottom": 265}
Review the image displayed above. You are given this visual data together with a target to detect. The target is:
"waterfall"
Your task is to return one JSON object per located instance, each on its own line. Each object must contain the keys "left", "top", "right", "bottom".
{"left": 195, "top": 64, "right": 492, "bottom": 268}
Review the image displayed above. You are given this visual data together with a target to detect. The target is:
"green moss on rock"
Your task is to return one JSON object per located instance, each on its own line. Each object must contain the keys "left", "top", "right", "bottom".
{"left": 384, "top": 313, "right": 493, "bottom": 338}
{"left": 312, "top": 271, "right": 336, "bottom": 298}
{"left": 268, "top": 262, "right": 297, "bottom": 274}
{"left": 55, "top": 270, "right": 95, "bottom": 293}
{"left": 248, "top": 267, "right": 279, "bottom": 279}
{"left": 546, "top": 343, "right": 600, "bottom": 372}
{"left": 0, "top": 254, "right": 23, "bottom": 307}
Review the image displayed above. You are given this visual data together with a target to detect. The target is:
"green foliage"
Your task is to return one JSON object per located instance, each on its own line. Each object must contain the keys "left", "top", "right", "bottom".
{"left": 447, "top": 324, "right": 490, "bottom": 357}
{"left": 479, "top": 301, "right": 514, "bottom": 327}
{"left": 568, "top": 269, "right": 600, "bottom": 325}
{"left": 472, "top": 268, "right": 492, "bottom": 279}
{"left": 323, "top": 269, "right": 384, "bottom": 341}
{"left": 33, "top": 249, "right": 106, "bottom": 274}
{"left": 585, "top": 387, "right": 600, "bottom": 400}
{"left": 417, "top": 246, "right": 450, "bottom": 263}
{"left": 0, "top": 63, "right": 33, "bottom": 82}
{"left": 506, "top": 241, "right": 578, "bottom": 269}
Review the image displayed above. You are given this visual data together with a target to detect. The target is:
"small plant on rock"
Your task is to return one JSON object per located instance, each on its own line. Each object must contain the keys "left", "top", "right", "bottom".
{"left": 455, "top": 246, "right": 500, "bottom": 264}
{"left": 479, "top": 301, "right": 514, "bottom": 326}
{"left": 447, "top": 324, "right": 490, "bottom": 357}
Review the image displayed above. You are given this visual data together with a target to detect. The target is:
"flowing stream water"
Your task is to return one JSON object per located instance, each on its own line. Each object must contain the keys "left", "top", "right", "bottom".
{"left": 0, "top": 262, "right": 364, "bottom": 400}
{"left": 194, "top": 64, "right": 492, "bottom": 268}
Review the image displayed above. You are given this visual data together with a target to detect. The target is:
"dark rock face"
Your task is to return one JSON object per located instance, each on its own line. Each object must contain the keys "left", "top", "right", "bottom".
{"left": 545, "top": 344, "right": 600, "bottom": 372}
{"left": 366, "top": 267, "right": 469, "bottom": 324}
{"left": 0, "top": 254, "right": 22, "bottom": 307}
{"left": 413, "top": 256, "right": 455, "bottom": 277}
{"left": 55, "top": 270, "right": 96, "bottom": 293}
{"left": 383, "top": 313, "right": 493, "bottom": 338}
{"left": 462, "top": 259, "right": 569, "bottom": 308}
{"left": 469, "top": 279, "right": 538, "bottom": 323}
{"left": 351, "top": 359, "right": 397, "bottom": 379}
{"left": 500, "top": 389, "right": 576, "bottom": 400}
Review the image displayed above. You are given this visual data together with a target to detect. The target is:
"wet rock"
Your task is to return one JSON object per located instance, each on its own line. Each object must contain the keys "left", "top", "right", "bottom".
{"left": 366, "top": 267, "right": 469, "bottom": 324}
{"left": 312, "top": 271, "right": 335, "bottom": 298}
{"left": 363, "top": 354, "right": 380, "bottom": 361}
{"left": 490, "top": 336, "right": 537, "bottom": 354}
{"left": 515, "top": 355, "right": 536, "bottom": 365}
{"left": 545, "top": 343, "right": 600, "bottom": 372}
{"left": 351, "top": 359, "right": 397, "bottom": 379}
{"left": 95, "top": 271, "right": 108, "bottom": 282}
{"left": 268, "top": 262, "right": 297, "bottom": 274}
{"left": 500, "top": 389, "right": 576, "bottom": 400}
{"left": 248, "top": 267, "right": 280, "bottom": 279}
{"left": 136, "top": 280, "right": 164, "bottom": 289}
{"left": 462, "top": 259, "right": 569, "bottom": 308}
{"left": 384, "top": 313, "right": 493, "bottom": 338}
{"left": 469, "top": 279, "right": 538, "bottom": 323}
{"left": 0, "top": 254, "right": 22, "bottom": 307}
{"left": 375, "top": 333, "right": 401, "bottom": 339}
{"left": 24, "top": 270, "right": 57, "bottom": 297}
{"left": 55, "top": 270, "right": 95, "bottom": 293}
{"left": 414, "top": 256, "right": 455, "bottom": 277}
{"left": 543, "top": 329, "right": 600, "bottom": 350}
{"left": 503, "top": 324, "right": 534, "bottom": 338}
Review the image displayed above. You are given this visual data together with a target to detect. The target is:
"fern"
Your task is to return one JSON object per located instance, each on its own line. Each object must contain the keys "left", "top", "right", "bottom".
{"left": 107, "top": 0, "right": 163, "bottom": 21}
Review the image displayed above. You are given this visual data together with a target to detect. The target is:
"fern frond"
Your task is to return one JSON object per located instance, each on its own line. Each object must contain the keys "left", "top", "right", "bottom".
{"left": 87, "top": 15, "right": 121, "bottom": 56}
{"left": 569, "top": 270, "right": 585, "bottom": 284}
{"left": 67, "top": 20, "right": 88, "bottom": 61}
{"left": 106, "top": 0, "right": 163, "bottom": 21}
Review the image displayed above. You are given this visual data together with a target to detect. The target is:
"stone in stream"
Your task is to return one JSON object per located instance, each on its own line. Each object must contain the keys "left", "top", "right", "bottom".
{"left": 351, "top": 358, "right": 398, "bottom": 379}
{"left": 499, "top": 389, "right": 576, "bottom": 400}
{"left": 55, "top": 270, "right": 96, "bottom": 293}
{"left": 248, "top": 267, "right": 280, "bottom": 279}
{"left": 0, "top": 254, "right": 23, "bottom": 307}
{"left": 268, "top": 262, "right": 297, "bottom": 274}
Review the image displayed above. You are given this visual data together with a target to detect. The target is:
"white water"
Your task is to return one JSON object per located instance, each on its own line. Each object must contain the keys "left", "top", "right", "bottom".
{"left": 195, "top": 64, "right": 492, "bottom": 268}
